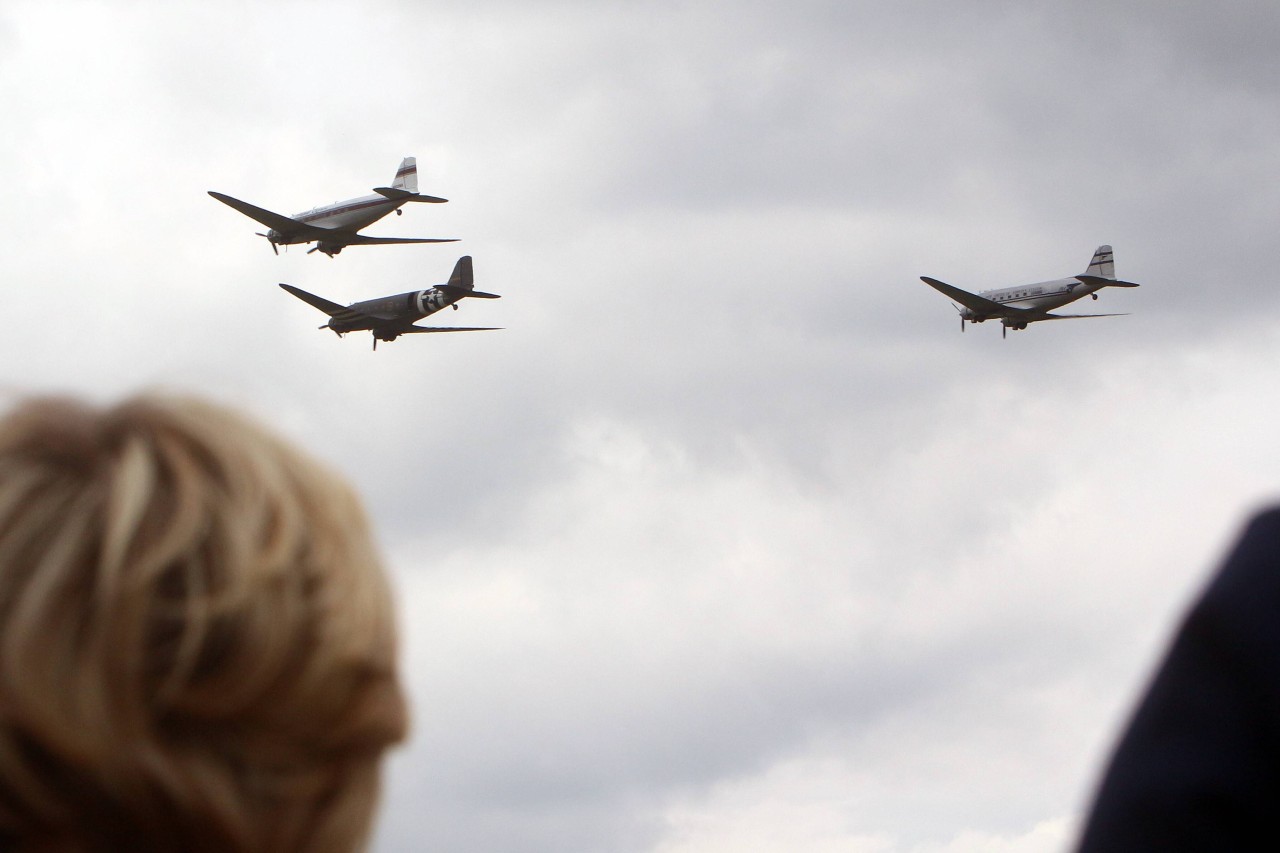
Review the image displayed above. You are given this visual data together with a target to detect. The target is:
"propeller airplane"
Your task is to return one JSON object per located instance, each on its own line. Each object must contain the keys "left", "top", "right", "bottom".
{"left": 279, "top": 256, "right": 500, "bottom": 350}
{"left": 920, "top": 245, "right": 1140, "bottom": 338}
{"left": 210, "top": 157, "right": 456, "bottom": 257}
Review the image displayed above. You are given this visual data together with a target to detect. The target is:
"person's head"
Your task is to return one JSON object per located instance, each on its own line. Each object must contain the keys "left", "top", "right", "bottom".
{"left": 0, "top": 394, "right": 406, "bottom": 852}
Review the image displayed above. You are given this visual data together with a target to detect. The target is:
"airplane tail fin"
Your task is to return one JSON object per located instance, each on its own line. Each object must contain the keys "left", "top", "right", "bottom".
{"left": 437, "top": 256, "right": 501, "bottom": 299}
{"left": 1079, "top": 245, "right": 1140, "bottom": 288}
{"left": 1085, "top": 245, "right": 1115, "bottom": 279}
{"left": 447, "top": 255, "right": 473, "bottom": 289}
{"left": 375, "top": 156, "right": 447, "bottom": 202}
{"left": 392, "top": 157, "right": 418, "bottom": 193}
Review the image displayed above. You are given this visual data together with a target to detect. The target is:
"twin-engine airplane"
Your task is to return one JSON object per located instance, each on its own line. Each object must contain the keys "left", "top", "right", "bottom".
{"left": 209, "top": 157, "right": 457, "bottom": 257}
{"left": 921, "top": 245, "right": 1140, "bottom": 338}
{"left": 280, "top": 256, "right": 500, "bottom": 350}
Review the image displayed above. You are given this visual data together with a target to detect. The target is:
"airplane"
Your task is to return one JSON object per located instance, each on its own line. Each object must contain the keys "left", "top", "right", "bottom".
{"left": 209, "top": 157, "right": 457, "bottom": 257}
{"left": 921, "top": 245, "right": 1140, "bottom": 338}
{"left": 279, "top": 256, "right": 500, "bottom": 350}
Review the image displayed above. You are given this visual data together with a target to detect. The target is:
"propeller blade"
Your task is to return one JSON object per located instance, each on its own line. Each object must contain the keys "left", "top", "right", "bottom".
{"left": 255, "top": 233, "right": 279, "bottom": 255}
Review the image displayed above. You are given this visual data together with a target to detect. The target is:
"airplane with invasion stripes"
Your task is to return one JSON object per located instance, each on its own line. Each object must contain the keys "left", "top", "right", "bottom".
{"left": 209, "top": 157, "right": 457, "bottom": 257}
{"left": 279, "top": 256, "right": 500, "bottom": 350}
{"left": 920, "top": 245, "right": 1140, "bottom": 338}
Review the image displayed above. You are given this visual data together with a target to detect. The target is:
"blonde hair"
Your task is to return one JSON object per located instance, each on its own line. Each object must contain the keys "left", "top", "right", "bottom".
{"left": 0, "top": 395, "right": 406, "bottom": 852}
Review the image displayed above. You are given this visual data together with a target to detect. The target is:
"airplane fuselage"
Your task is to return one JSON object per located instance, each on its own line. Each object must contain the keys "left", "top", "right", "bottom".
{"left": 267, "top": 193, "right": 406, "bottom": 247}
{"left": 326, "top": 287, "right": 460, "bottom": 337}
{"left": 960, "top": 275, "right": 1106, "bottom": 325}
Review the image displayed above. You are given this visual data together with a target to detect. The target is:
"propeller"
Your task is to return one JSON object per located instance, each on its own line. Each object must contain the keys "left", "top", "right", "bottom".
{"left": 256, "top": 233, "right": 278, "bottom": 255}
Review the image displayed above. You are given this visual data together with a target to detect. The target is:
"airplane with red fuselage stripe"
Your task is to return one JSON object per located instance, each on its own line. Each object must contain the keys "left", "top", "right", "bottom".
{"left": 209, "top": 157, "right": 457, "bottom": 257}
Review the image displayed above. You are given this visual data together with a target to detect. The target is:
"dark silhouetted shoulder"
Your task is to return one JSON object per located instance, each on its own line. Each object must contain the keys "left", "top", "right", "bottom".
{"left": 1077, "top": 508, "right": 1280, "bottom": 851}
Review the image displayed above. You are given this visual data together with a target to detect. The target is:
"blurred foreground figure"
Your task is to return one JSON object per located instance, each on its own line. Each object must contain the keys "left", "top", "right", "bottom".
{"left": 0, "top": 396, "right": 406, "bottom": 853}
{"left": 1077, "top": 509, "right": 1280, "bottom": 851}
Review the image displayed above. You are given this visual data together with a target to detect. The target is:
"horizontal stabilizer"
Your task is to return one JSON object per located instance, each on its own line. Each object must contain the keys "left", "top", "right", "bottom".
{"left": 436, "top": 285, "right": 501, "bottom": 300}
{"left": 1075, "top": 275, "right": 1140, "bottom": 288}
{"left": 403, "top": 326, "right": 502, "bottom": 333}
{"left": 373, "top": 187, "right": 448, "bottom": 203}
{"left": 279, "top": 283, "right": 345, "bottom": 316}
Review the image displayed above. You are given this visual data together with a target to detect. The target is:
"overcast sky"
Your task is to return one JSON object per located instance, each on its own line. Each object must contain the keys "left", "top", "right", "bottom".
{"left": 5, "top": 2, "right": 1280, "bottom": 851}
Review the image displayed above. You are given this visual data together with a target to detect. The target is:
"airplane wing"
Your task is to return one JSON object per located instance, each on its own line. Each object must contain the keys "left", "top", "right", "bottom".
{"left": 402, "top": 326, "right": 502, "bottom": 333}
{"left": 342, "top": 234, "right": 459, "bottom": 246}
{"left": 208, "top": 191, "right": 328, "bottom": 240}
{"left": 279, "top": 283, "right": 346, "bottom": 316}
{"left": 920, "top": 276, "right": 1029, "bottom": 317}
